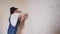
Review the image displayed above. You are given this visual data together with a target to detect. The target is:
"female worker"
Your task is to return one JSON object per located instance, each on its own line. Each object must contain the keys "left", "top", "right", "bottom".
{"left": 7, "top": 7, "right": 28, "bottom": 34}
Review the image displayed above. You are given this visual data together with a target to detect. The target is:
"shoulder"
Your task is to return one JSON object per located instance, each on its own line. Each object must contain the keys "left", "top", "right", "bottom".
{"left": 10, "top": 13, "right": 20, "bottom": 19}
{"left": 13, "top": 13, "right": 20, "bottom": 15}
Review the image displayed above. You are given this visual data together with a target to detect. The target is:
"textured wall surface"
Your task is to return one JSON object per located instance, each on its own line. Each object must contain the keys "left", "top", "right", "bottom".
{"left": 23, "top": 0, "right": 60, "bottom": 34}
{"left": 0, "top": 0, "right": 60, "bottom": 34}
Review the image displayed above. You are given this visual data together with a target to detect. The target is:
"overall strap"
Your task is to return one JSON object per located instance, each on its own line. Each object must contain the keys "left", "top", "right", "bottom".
{"left": 9, "top": 15, "right": 11, "bottom": 24}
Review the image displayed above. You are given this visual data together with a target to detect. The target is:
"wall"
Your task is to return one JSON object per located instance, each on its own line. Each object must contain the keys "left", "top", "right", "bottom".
{"left": 23, "top": 0, "right": 60, "bottom": 34}
{"left": 0, "top": 8, "right": 3, "bottom": 34}
{"left": 0, "top": 0, "right": 60, "bottom": 34}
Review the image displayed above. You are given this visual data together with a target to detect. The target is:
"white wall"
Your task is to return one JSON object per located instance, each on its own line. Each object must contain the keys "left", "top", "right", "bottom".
{"left": 0, "top": 0, "right": 60, "bottom": 34}
{"left": 23, "top": 0, "right": 60, "bottom": 34}
{"left": 0, "top": 9, "right": 3, "bottom": 34}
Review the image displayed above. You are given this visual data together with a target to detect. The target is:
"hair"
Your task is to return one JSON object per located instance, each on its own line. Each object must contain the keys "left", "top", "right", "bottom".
{"left": 10, "top": 7, "right": 18, "bottom": 14}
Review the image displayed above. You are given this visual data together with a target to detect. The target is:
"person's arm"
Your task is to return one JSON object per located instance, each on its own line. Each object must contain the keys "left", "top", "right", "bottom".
{"left": 20, "top": 17, "right": 26, "bottom": 30}
{"left": 18, "top": 12, "right": 28, "bottom": 29}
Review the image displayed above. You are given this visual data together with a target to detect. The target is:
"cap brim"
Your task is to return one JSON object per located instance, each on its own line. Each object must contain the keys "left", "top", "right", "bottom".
{"left": 15, "top": 8, "right": 18, "bottom": 9}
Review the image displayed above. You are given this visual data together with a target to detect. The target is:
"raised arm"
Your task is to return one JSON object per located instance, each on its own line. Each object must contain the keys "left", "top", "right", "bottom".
{"left": 18, "top": 11, "right": 28, "bottom": 29}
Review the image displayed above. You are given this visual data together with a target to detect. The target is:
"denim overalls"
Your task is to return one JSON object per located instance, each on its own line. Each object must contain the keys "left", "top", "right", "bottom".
{"left": 8, "top": 15, "right": 20, "bottom": 34}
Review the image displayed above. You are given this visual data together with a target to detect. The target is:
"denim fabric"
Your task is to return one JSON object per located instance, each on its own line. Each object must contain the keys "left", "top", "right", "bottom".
{"left": 8, "top": 24, "right": 16, "bottom": 34}
{"left": 7, "top": 15, "right": 20, "bottom": 34}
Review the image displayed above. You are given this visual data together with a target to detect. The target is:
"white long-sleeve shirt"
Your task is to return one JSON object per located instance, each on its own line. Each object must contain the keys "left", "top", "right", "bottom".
{"left": 10, "top": 13, "right": 20, "bottom": 27}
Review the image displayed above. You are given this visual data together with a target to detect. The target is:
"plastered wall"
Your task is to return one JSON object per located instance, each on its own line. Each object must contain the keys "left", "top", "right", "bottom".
{"left": 0, "top": 0, "right": 60, "bottom": 34}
